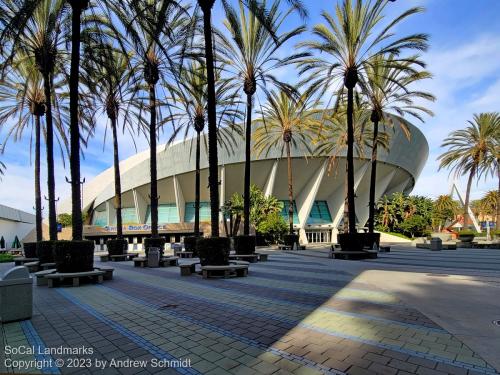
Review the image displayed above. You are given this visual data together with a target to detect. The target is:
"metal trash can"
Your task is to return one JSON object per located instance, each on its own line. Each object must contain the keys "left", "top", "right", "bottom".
{"left": 0, "top": 266, "right": 33, "bottom": 322}
{"left": 430, "top": 237, "right": 442, "bottom": 251}
{"left": 147, "top": 248, "right": 160, "bottom": 268}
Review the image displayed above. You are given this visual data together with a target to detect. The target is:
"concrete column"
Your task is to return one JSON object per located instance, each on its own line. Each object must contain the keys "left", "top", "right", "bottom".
{"left": 264, "top": 160, "right": 279, "bottom": 197}
{"left": 219, "top": 166, "right": 225, "bottom": 222}
{"left": 133, "top": 189, "right": 147, "bottom": 224}
{"left": 105, "top": 201, "right": 112, "bottom": 226}
{"left": 173, "top": 175, "right": 185, "bottom": 223}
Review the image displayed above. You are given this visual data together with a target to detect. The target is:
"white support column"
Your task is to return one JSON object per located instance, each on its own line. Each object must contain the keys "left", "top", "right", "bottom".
{"left": 219, "top": 166, "right": 225, "bottom": 222}
{"left": 264, "top": 160, "right": 279, "bottom": 197}
{"left": 133, "top": 189, "right": 147, "bottom": 224}
{"left": 105, "top": 201, "right": 112, "bottom": 226}
{"left": 295, "top": 160, "right": 328, "bottom": 244}
{"left": 173, "top": 175, "right": 185, "bottom": 223}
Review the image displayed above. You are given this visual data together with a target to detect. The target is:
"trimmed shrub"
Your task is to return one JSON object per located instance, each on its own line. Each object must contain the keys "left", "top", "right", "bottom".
{"left": 283, "top": 234, "right": 299, "bottom": 248}
{"left": 234, "top": 235, "right": 256, "bottom": 255}
{"left": 23, "top": 242, "right": 37, "bottom": 258}
{"left": 197, "top": 237, "right": 230, "bottom": 266}
{"left": 106, "top": 239, "right": 127, "bottom": 256}
{"left": 184, "top": 236, "right": 198, "bottom": 256}
{"left": 143, "top": 237, "right": 166, "bottom": 258}
{"left": 37, "top": 241, "right": 55, "bottom": 264}
{"left": 54, "top": 240, "right": 94, "bottom": 273}
{"left": 458, "top": 229, "right": 476, "bottom": 242}
{"left": 0, "top": 254, "right": 14, "bottom": 263}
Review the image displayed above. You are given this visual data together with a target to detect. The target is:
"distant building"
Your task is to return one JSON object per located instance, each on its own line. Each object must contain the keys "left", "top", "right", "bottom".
{"left": 59, "top": 121, "right": 429, "bottom": 245}
{"left": 0, "top": 204, "right": 35, "bottom": 248}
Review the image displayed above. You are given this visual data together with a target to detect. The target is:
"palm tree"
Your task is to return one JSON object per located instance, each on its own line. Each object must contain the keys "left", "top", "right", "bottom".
{"left": 109, "top": 0, "right": 191, "bottom": 239}
{"left": 361, "top": 53, "right": 435, "bottom": 233}
{"left": 171, "top": 61, "right": 242, "bottom": 237}
{"left": 432, "top": 195, "right": 459, "bottom": 231}
{"left": 438, "top": 113, "right": 500, "bottom": 228}
{"left": 220, "top": 0, "right": 305, "bottom": 236}
{"left": 253, "top": 88, "right": 320, "bottom": 234}
{"left": 82, "top": 44, "right": 141, "bottom": 239}
{"left": 478, "top": 191, "right": 498, "bottom": 227}
{"left": 298, "top": 0, "right": 428, "bottom": 236}
{"left": 198, "top": 0, "right": 307, "bottom": 237}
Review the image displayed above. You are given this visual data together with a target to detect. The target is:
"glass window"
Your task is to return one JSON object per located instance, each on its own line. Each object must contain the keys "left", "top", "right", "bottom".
{"left": 92, "top": 210, "right": 107, "bottom": 227}
{"left": 184, "top": 202, "right": 211, "bottom": 223}
{"left": 121, "top": 207, "right": 138, "bottom": 224}
{"left": 280, "top": 200, "right": 299, "bottom": 225}
{"left": 307, "top": 201, "right": 332, "bottom": 224}
{"left": 145, "top": 204, "right": 179, "bottom": 224}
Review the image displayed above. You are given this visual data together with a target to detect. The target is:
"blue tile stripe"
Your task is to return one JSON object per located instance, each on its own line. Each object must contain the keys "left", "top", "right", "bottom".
{"left": 20, "top": 321, "right": 61, "bottom": 374}
{"left": 55, "top": 289, "right": 202, "bottom": 375}
{"left": 112, "top": 275, "right": 499, "bottom": 375}
{"left": 98, "top": 285, "right": 345, "bottom": 375}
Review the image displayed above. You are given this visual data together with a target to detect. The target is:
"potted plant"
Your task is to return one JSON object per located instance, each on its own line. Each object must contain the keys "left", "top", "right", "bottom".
{"left": 196, "top": 237, "right": 229, "bottom": 266}
{"left": 234, "top": 235, "right": 256, "bottom": 255}
{"left": 458, "top": 229, "right": 476, "bottom": 243}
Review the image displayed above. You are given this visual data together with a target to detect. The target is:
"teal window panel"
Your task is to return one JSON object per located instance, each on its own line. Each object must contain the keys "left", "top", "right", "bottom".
{"left": 280, "top": 200, "right": 299, "bottom": 225}
{"left": 184, "top": 202, "right": 211, "bottom": 223}
{"left": 92, "top": 210, "right": 107, "bottom": 227}
{"left": 307, "top": 201, "right": 332, "bottom": 224}
{"left": 121, "top": 207, "right": 137, "bottom": 224}
{"left": 145, "top": 204, "right": 179, "bottom": 224}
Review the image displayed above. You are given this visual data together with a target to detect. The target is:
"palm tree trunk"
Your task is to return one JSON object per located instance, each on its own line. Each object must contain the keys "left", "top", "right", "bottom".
{"left": 346, "top": 86, "right": 357, "bottom": 234}
{"left": 200, "top": 0, "right": 219, "bottom": 237}
{"left": 149, "top": 84, "right": 159, "bottom": 238}
{"left": 243, "top": 93, "right": 252, "bottom": 235}
{"left": 69, "top": 1, "right": 85, "bottom": 240}
{"left": 286, "top": 140, "right": 294, "bottom": 235}
{"left": 34, "top": 115, "right": 43, "bottom": 242}
{"left": 463, "top": 167, "right": 475, "bottom": 228}
{"left": 497, "top": 160, "right": 500, "bottom": 231}
{"left": 368, "top": 119, "right": 379, "bottom": 233}
{"left": 194, "top": 131, "right": 201, "bottom": 236}
{"left": 111, "top": 117, "right": 122, "bottom": 239}
{"left": 42, "top": 73, "right": 57, "bottom": 241}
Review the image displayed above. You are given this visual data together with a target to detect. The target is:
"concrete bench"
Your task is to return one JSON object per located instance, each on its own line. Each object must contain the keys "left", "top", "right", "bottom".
{"left": 278, "top": 245, "right": 291, "bottom": 250}
{"left": 45, "top": 270, "right": 105, "bottom": 288}
{"left": 175, "top": 251, "right": 194, "bottom": 259}
{"left": 133, "top": 257, "right": 147, "bottom": 267}
{"left": 14, "top": 257, "right": 39, "bottom": 266}
{"left": 96, "top": 266, "right": 114, "bottom": 280}
{"left": 180, "top": 263, "right": 199, "bottom": 276}
{"left": 99, "top": 254, "right": 109, "bottom": 262}
{"left": 24, "top": 261, "right": 40, "bottom": 273}
{"left": 228, "top": 254, "right": 259, "bottom": 263}
{"left": 379, "top": 246, "right": 391, "bottom": 253}
{"left": 201, "top": 264, "right": 249, "bottom": 279}
{"left": 110, "top": 255, "right": 128, "bottom": 262}
{"left": 160, "top": 257, "right": 179, "bottom": 267}
{"left": 34, "top": 269, "right": 56, "bottom": 286}
{"left": 256, "top": 253, "right": 268, "bottom": 262}
{"left": 40, "top": 262, "right": 56, "bottom": 270}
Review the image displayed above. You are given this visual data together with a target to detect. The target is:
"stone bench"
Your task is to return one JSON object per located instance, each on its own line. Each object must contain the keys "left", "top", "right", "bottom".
{"left": 256, "top": 253, "right": 268, "bottom": 261}
{"left": 201, "top": 264, "right": 249, "bottom": 279}
{"left": 379, "top": 246, "right": 391, "bottom": 253}
{"left": 180, "top": 263, "right": 198, "bottom": 276}
{"left": 278, "top": 245, "right": 291, "bottom": 250}
{"left": 34, "top": 269, "right": 56, "bottom": 286}
{"left": 110, "top": 254, "right": 128, "bottom": 262}
{"left": 45, "top": 270, "right": 106, "bottom": 288}
{"left": 96, "top": 266, "right": 114, "bottom": 280}
{"left": 228, "top": 254, "right": 259, "bottom": 263}
{"left": 14, "top": 257, "right": 39, "bottom": 266}
{"left": 40, "top": 262, "right": 56, "bottom": 270}
{"left": 24, "top": 261, "right": 40, "bottom": 273}
{"left": 99, "top": 254, "right": 109, "bottom": 262}
{"left": 175, "top": 251, "right": 194, "bottom": 259}
{"left": 134, "top": 256, "right": 179, "bottom": 268}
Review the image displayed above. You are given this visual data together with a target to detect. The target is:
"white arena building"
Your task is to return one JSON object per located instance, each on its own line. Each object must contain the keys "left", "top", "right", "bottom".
{"left": 59, "top": 122, "right": 428, "bottom": 245}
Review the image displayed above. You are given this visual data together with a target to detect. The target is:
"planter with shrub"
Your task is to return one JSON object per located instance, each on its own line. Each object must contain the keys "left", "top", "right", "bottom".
{"left": 143, "top": 237, "right": 166, "bottom": 258}
{"left": 53, "top": 240, "right": 94, "bottom": 273}
{"left": 23, "top": 242, "right": 38, "bottom": 258}
{"left": 362, "top": 233, "right": 381, "bottom": 250}
{"left": 338, "top": 233, "right": 365, "bottom": 252}
{"left": 234, "top": 235, "right": 256, "bottom": 255}
{"left": 458, "top": 230, "right": 476, "bottom": 243}
{"left": 106, "top": 239, "right": 127, "bottom": 256}
{"left": 196, "top": 237, "right": 230, "bottom": 266}
{"left": 183, "top": 236, "right": 198, "bottom": 256}
{"left": 37, "top": 241, "right": 56, "bottom": 264}
{"left": 283, "top": 234, "right": 299, "bottom": 248}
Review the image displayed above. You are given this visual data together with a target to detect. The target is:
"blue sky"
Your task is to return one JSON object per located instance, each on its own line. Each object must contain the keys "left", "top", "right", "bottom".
{"left": 1, "top": 0, "right": 499, "bottom": 213}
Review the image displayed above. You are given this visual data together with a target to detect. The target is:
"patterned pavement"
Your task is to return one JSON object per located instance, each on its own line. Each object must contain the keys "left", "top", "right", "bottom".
{"left": 1, "top": 250, "right": 499, "bottom": 375}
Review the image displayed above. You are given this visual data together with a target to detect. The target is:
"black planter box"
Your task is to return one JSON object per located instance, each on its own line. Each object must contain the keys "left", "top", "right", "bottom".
{"left": 197, "top": 237, "right": 230, "bottom": 266}
{"left": 338, "top": 232, "right": 380, "bottom": 251}
{"left": 54, "top": 240, "right": 94, "bottom": 273}
{"left": 234, "top": 235, "right": 256, "bottom": 255}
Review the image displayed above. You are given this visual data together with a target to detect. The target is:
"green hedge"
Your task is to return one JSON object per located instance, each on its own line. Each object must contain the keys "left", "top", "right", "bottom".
{"left": 54, "top": 240, "right": 94, "bottom": 273}
{"left": 283, "top": 234, "right": 299, "bottom": 247}
{"left": 106, "top": 239, "right": 127, "bottom": 256}
{"left": 183, "top": 236, "right": 198, "bottom": 256}
{"left": 0, "top": 254, "right": 14, "bottom": 263}
{"left": 23, "top": 242, "right": 37, "bottom": 258}
{"left": 197, "top": 237, "right": 230, "bottom": 266}
{"left": 234, "top": 235, "right": 256, "bottom": 255}
{"left": 37, "top": 241, "right": 55, "bottom": 264}
{"left": 143, "top": 237, "right": 166, "bottom": 258}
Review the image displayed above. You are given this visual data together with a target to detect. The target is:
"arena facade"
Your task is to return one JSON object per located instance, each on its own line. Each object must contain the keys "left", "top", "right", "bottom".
{"left": 59, "top": 123, "right": 428, "bottom": 245}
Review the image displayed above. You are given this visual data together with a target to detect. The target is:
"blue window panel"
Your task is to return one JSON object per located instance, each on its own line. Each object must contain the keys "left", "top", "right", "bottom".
{"left": 280, "top": 200, "right": 299, "bottom": 225}
{"left": 307, "top": 201, "right": 332, "bottom": 224}
{"left": 92, "top": 210, "right": 107, "bottom": 227}
{"left": 184, "top": 202, "right": 211, "bottom": 223}
{"left": 145, "top": 204, "right": 179, "bottom": 224}
{"left": 121, "top": 207, "right": 137, "bottom": 224}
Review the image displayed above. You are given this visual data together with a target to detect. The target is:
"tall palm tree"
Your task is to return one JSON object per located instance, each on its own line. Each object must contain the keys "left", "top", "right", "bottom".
{"left": 253, "top": 89, "right": 320, "bottom": 234}
{"left": 198, "top": 0, "right": 307, "bottom": 237}
{"left": 361, "top": 53, "right": 435, "bottom": 233}
{"left": 438, "top": 113, "right": 500, "bottom": 228}
{"left": 82, "top": 44, "right": 141, "bottom": 239}
{"left": 432, "top": 195, "right": 459, "bottom": 232}
{"left": 171, "top": 61, "right": 242, "bottom": 237}
{"left": 298, "top": 0, "right": 428, "bottom": 236}
{"left": 109, "top": 0, "right": 191, "bottom": 238}
{"left": 220, "top": 0, "right": 305, "bottom": 236}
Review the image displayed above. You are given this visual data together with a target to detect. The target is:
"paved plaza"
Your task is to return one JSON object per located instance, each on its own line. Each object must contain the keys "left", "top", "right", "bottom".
{"left": 1, "top": 247, "right": 500, "bottom": 375}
